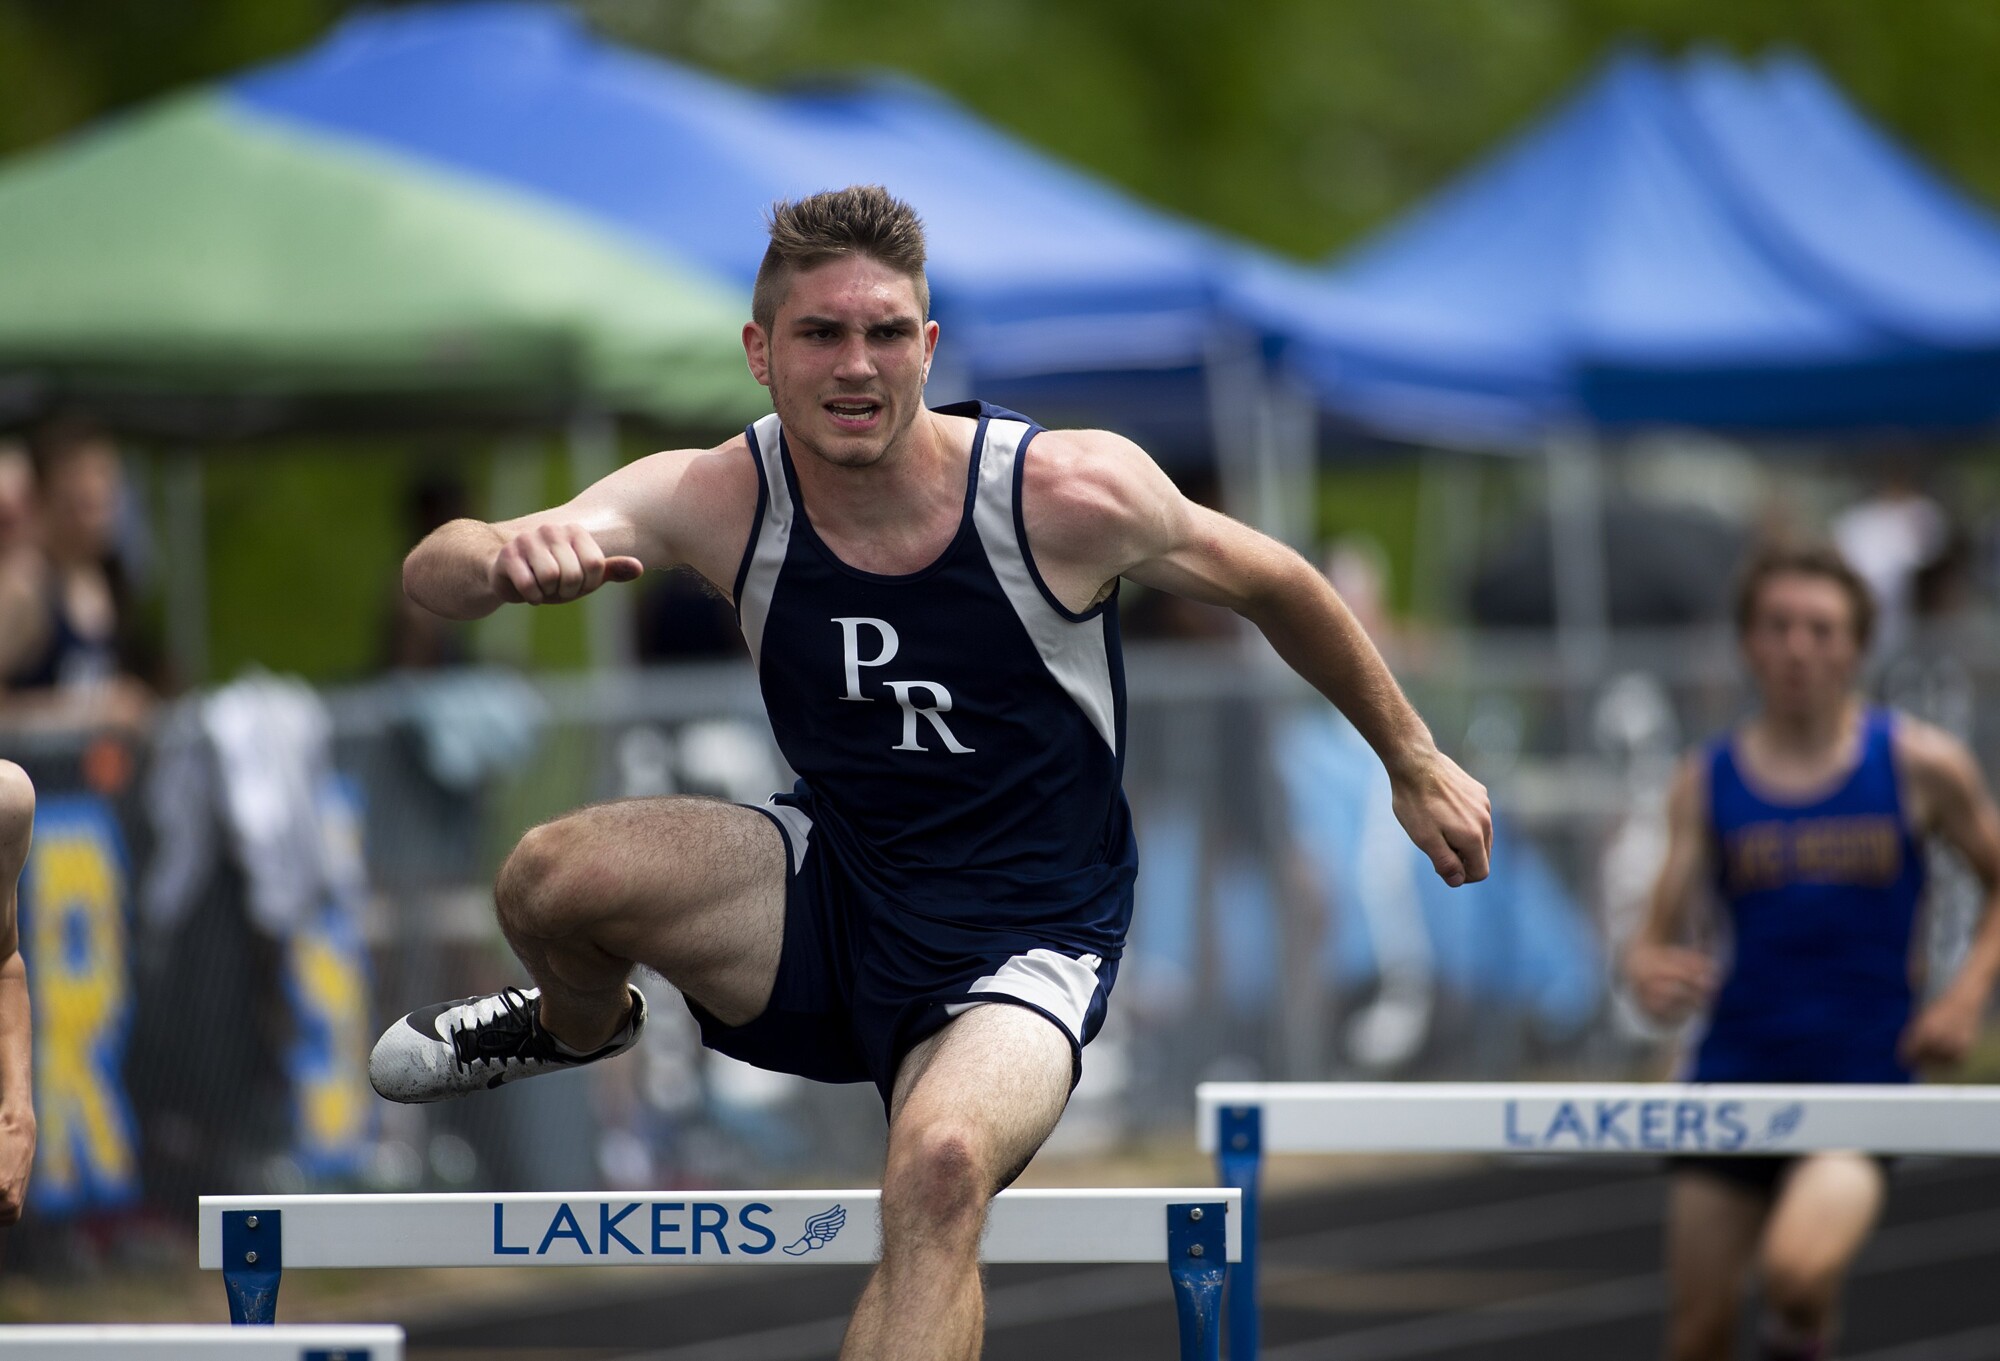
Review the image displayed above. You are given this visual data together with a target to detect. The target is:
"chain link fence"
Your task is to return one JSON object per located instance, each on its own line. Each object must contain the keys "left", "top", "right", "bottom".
{"left": 5, "top": 623, "right": 1994, "bottom": 1268}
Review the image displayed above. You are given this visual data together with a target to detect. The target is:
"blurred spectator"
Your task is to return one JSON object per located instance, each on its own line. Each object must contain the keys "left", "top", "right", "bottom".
{"left": 0, "top": 418, "right": 150, "bottom": 729}
{"left": 1830, "top": 462, "right": 1948, "bottom": 659}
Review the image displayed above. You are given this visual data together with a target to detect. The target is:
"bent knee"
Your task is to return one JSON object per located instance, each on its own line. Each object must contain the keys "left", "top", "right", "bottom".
{"left": 886, "top": 1122, "right": 993, "bottom": 1227}
{"left": 496, "top": 816, "right": 618, "bottom": 938}
{"left": 0, "top": 762, "right": 33, "bottom": 848}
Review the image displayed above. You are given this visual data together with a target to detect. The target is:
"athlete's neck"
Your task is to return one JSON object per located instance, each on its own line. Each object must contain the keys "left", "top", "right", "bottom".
{"left": 1746, "top": 696, "right": 1863, "bottom": 775}
{"left": 788, "top": 408, "right": 972, "bottom": 573}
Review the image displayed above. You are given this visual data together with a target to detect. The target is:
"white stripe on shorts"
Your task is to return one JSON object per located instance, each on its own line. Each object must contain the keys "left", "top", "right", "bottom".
{"left": 763, "top": 800, "right": 813, "bottom": 875}
{"left": 944, "top": 949, "right": 1103, "bottom": 1041}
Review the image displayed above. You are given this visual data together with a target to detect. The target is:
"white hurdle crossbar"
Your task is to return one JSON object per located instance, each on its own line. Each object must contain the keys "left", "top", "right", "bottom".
{"left": 201, "top": 1188, "right": 1241, "bottom": 1360}
{"left": 1196, "top": 1082, "right": 2000, "bottom": 1359}
{"left": 0, "top": 1324, "right": 404, "bottom": 1359}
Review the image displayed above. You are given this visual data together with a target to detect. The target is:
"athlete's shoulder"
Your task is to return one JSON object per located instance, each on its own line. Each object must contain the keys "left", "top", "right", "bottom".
{"left": 1017, "top": 427, "right": 1175, "bottom": 555}
{"left": 706, "top": 429, "right": 758, "bottom": 475}
{"left": 610, "top": 433, "right": 759, "bottom": 519}
{"left": 1888, "top": 710, "right": 1981, "bottom": 793}
{"left": 1023, "top": 424, "right": 1145, "bottom": 460}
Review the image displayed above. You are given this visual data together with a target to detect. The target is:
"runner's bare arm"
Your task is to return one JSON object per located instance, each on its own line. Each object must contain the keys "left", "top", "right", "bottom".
{"left": 1621, "top": 755, "right": 1719, "bottom": 1024}
{"left": 1897, "top": 721, "right": 2000, "bottom": 1066}
{"left": 0, "top": 763, "right": 36, "bottom": 1224}
{"left": 1023, "top": 428, "right": 1492, "bottom": 886}
{"left": 403, "top": 438, "right": 757, "bottom": 619}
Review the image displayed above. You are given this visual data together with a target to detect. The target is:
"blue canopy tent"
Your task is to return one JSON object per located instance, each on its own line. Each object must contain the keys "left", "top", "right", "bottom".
{"left": 231, "top": 3, "right": 1250, "bottom": 465}
{"left": 1227, "top": 49, "right": 2000, "bottom": 446}
{"left": 1226, "top": 48, "right": 2000, "bottom": 689}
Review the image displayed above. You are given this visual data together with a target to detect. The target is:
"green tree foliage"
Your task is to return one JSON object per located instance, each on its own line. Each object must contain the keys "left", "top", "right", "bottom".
{"left": 0, "top": 0, "right": 337, "bottom": 153}
{"left": 582, "top": 0, "right": 2000, "bottom": 257}
{"left": 5, "top": 1, "right": 1997, "bottom": 258}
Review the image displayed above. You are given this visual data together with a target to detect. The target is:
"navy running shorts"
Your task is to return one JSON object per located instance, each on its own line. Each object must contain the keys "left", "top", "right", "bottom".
{"left": 1673, "top": 1153, "right": 1895, "bottom": 1198}
{"left": 683, "top": 797, "right": 1121, "bottom": 1106}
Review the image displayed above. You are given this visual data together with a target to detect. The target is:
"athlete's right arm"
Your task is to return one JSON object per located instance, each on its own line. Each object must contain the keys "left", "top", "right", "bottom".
{"left": 1622, "top": 754, "right": 1719, "bottom": 1024}
{"left": 403, "top": 438, "right": 756, "bottom": 620}
{"left": 0, "top": 762, "right": 35, "bottom": 1224}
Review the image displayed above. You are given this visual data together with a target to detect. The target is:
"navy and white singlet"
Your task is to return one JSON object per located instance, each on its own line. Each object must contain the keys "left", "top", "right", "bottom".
{"left": 689, "top": 400, "right": 1140, "bottom": 1098}
{"left": 1692, "top": 708, "right": 1926, "bottom": 1085}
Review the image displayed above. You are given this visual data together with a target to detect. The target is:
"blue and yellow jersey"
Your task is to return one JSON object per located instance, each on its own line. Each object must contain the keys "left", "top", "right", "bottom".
{"left": 1693, "top": 707, "right": 1925, "bottom": 1084}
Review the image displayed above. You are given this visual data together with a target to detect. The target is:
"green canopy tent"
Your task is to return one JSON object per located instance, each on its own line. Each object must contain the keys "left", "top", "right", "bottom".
{"left": 0, "top": 94, "right": 760, "bottom": 425}
{"left": 0, "top": 94, "right": 766, "bottom": 675}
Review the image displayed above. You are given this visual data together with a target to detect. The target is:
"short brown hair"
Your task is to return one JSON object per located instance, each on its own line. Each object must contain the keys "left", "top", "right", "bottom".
{"left": 1733, "top": 539, "right": 1875, "bottom": 649}
{"left": 751, "top": 185, "right": 929, "bottom": 330}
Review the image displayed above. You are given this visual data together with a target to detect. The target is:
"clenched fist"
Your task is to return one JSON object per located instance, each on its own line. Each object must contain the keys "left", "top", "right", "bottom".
{"left": 1389, "top": 747, "right": 1493, "bottom": 887}
{"left": 490, "top": 523, "right": 644, "bottom": 605}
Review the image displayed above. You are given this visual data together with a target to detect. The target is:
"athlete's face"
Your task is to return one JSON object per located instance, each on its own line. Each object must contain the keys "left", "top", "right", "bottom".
{"left": 1741, "top": 572, "right": 1863, "bottom": 719}
{"left": 743, "top": 255, "right": 938, "bottom": 469}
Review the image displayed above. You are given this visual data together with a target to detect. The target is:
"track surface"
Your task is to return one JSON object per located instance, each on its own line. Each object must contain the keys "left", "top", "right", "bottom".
{"left": 403, "top": 1158, "right": 2000, "bottom": 1359}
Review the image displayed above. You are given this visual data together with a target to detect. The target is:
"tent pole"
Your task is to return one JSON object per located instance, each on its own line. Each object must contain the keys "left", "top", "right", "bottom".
{"left": 1269, "top": 375, "right": 1317, "bottom": 553}
{"left": 1205, "top": 328, "right": 1315, "bottom": 547}
{"left": 1546, "top": 425, "right": 1609, "bottom": 744}
{"left": 567, "top": 409, "right": 633, "bottom": 671}
{"left": 1204, "top": 329, "right": 1265, "bottom": 532}
{"left": 1206, "top": 335, "right": 1327, "bottom": 1079}
{"left": 162, "top": 451, "right": 208, "bottom": 688}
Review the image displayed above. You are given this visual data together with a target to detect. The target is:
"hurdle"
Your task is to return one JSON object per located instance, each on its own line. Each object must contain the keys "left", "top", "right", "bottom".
{"left": 201, "top": 1187, "right": 1241, "bottom": 1360}
{"left": 0, "top": 1324, "right": 403, "bottom": 1359}
{"left": 1197, "top": 1081, "right": 2000, "bottom": 1359}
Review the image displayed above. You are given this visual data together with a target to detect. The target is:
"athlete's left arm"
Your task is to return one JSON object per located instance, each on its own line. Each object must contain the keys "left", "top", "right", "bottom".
{"left": 1897, "top": 719, "right": 2000, "bottom": 1068}
{"left": 1024, "top": 429, "right": 1491, "bottom": 886}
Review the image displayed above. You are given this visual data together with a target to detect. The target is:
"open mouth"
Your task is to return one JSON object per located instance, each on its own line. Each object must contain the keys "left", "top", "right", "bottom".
{"left": 824, "top": 399, "right": 882, "bottom": 429}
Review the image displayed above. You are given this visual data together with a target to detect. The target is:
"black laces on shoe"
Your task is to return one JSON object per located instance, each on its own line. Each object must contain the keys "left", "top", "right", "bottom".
{"left": 449, "top": 987, "right": 544, "bottom": 1070}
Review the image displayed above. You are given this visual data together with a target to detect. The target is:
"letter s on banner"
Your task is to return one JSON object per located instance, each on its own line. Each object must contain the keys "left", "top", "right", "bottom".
{"left": 20, "top": 797, "right": 140, "bottom": 1216}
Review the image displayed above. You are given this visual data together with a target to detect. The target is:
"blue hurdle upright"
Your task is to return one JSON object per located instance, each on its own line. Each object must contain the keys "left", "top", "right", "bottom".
{"left": 202, "top": 1187, "right": 1241, "bottom": 1360}
{"left": 1198, "top": 1080, "right": 2000, "bottom": 1359}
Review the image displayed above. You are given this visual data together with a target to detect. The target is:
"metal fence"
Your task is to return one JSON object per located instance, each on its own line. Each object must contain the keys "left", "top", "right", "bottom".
{"left": 5, "top": 622, "right": 1995, "bottom": 1265}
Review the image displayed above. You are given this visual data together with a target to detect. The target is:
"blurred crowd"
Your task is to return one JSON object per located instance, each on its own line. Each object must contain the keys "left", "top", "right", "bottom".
{"left": 0, "top": 418, "right": 154, "bottom": 734}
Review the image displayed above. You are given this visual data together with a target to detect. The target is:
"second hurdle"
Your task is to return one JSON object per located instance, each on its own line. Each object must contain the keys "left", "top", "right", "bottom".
{"left": 1197, "top": 1081, "right": 2000, "bottom": 1359}
{"left": 202, "top": 1186, "right": 1241, "bottom": 1360}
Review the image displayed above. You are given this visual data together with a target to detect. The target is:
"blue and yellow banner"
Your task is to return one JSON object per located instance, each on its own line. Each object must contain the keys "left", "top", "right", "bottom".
{"left": 282, "top": 775, "right": 375, "bottom": 1178}
{"left": 19, "top": 795, "right": 139, "bottom": 1216}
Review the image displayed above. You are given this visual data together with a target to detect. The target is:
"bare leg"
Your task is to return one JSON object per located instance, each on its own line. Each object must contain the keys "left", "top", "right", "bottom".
{"left": 840, "top": 1004, "right": 1075, "bottom": 1361}
{"left": 1757, "top": 1153, "right": 1884, "bottom": 1357}
{"left": 1665, "top": 1168, "right": 1770, "bottom": 1361}
{"left": 493, "top": 797, "right": 788, "bottom": 1049}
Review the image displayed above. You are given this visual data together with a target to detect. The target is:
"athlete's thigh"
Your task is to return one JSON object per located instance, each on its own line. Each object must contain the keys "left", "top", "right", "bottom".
{"left": 1761, "top": 1153, "right": 1885, "bottom": 1283}
{"left": 888, "top": 1003, "right": 1074, "bottom": 1191}
{"left": 1666, "top": 1168, "right": 1768, "bottom": 1331}
{"left": 527, "top": 795, "right": 788, "bottom": 1025}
